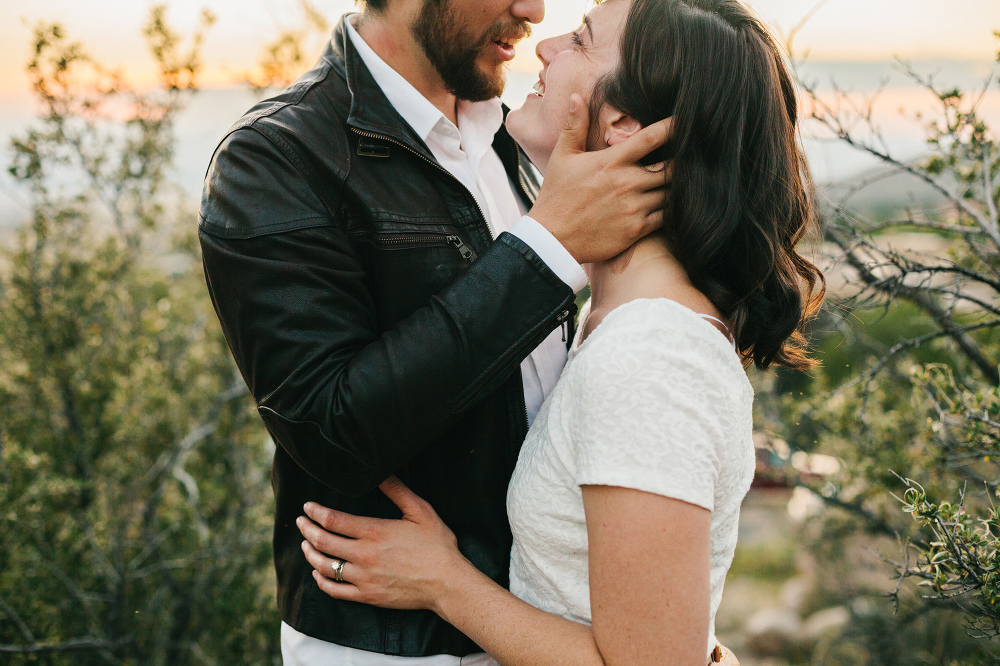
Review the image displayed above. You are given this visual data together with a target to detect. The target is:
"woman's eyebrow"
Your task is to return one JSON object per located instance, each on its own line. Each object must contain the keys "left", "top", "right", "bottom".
{"left": 582, "top": 15, "right": 595, "bottom": 42}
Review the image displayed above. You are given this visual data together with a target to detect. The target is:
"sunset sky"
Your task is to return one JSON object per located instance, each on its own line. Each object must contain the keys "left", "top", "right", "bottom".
{"left": 1, "top": 0, "right": 999, "bottom": 95}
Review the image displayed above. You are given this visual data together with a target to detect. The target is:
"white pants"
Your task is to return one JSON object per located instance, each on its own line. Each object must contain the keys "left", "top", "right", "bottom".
{"left": 281, "top": 622, "right": 500, "bottom": 666}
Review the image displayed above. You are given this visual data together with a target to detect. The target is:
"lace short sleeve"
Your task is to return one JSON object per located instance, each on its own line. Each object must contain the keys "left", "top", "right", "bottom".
{"left": 570, "top": 304, "right": 739, "bottom": 512}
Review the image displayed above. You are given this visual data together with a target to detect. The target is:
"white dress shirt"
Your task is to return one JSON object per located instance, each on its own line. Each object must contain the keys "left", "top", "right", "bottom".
{"left": 344, "top": 19, "right": 586, "bottom": 424}
{"left": 281, "top": 19, "right": 587, "bottom": 666}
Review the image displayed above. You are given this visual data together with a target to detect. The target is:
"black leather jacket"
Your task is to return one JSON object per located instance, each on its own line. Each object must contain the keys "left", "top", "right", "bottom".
{"left": 199, "top": 16, "right": 576, "bottom": 657}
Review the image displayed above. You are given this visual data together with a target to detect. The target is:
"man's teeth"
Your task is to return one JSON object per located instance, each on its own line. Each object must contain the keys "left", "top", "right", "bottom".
{"left": 533, "top": 81, "right": 545, "bottom": 96}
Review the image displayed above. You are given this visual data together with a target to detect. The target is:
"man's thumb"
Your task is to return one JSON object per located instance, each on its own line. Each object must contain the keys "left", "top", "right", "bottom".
{"left": 554, "top": 93, "right": 589, "bottom": 155}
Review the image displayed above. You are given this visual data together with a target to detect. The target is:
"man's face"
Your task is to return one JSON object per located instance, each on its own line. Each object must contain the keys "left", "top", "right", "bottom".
{"left": 411, "top": 0, "right": 541, "bottom": 102}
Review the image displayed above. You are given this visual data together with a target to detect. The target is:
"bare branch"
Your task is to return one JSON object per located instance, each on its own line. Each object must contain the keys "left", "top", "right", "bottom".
{"left": 0, "top": 637, "right": 130, "bottom": 654}
{"left": 0, "top": 596, "right": 36, "bottom": 645}
{"left": 985, "top": 145, "right": 999, "bottom": 231}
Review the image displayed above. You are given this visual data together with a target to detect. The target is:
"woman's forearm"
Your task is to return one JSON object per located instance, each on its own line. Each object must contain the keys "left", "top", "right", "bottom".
{"left": 434, "top": 559, "right": 606, "bottom": 666}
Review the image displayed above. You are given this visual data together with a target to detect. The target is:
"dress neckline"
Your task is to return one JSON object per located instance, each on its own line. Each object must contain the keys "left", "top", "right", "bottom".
{"left": 570, "top": 298, "right": 737, "bottom": 361}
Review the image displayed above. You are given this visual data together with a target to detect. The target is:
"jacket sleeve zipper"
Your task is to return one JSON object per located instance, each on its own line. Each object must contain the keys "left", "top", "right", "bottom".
{"left": 453, "top": 306, "right": 573, "bottom": 417}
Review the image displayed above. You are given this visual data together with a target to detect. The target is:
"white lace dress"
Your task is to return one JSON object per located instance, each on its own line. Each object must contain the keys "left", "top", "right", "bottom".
{"left": 506, "top": 298, "right": 756, "bottom": 659}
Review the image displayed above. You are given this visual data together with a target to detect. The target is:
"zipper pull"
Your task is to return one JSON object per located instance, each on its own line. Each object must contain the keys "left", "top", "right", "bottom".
{"left": 447, "top": 235, "right": 475, "bottom": 260}
{"left": 556, "top": 309, "right": 571, "bottom": 342}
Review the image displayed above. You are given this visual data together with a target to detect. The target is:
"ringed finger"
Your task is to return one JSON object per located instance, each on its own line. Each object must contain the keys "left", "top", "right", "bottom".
{"left": 312, "top": 569, "right": 366, "bottom": 603}
{"left": 300, "top": 539, "right": 361, "bottom": 585}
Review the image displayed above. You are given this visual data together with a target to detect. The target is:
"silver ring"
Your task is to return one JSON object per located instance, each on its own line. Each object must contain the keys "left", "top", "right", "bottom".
{"left": 330, "top": 558, "right": 346, "bottom": 583}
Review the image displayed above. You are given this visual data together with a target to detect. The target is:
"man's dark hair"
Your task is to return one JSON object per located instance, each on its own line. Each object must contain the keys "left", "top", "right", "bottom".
{"left": 593, "top": 0, "right": 825, "bottom": 371}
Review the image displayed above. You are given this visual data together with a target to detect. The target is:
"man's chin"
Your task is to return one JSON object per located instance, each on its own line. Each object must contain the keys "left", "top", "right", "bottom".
{"left": 471, "top": 57, "right": 507, "bottom": 99}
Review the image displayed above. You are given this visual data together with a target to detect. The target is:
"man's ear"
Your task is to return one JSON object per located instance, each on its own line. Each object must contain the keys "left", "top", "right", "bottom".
{"left": 604, "top": 110, "right": 643, "bottom": 147}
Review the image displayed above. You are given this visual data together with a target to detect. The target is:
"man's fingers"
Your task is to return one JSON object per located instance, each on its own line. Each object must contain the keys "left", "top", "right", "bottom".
{"left": 608, "top": 116, "right": 673, "bottom": 164}
{"left": 643, "top": 208, "right": 666, "bottom": 234}
{"left": 304, "top": 501, "right": 376, "bottom": 539}
{"left": 632, "top": 164, "right": 670, "bottom": 192}
{"left": 552, "top": 93, "right": 590, "bottom": 157}
{"left": 642, "top": 162, "right": 673, "bottom": 189}
{"left": 638, "top": 188, "right": 667, "bottom": 216}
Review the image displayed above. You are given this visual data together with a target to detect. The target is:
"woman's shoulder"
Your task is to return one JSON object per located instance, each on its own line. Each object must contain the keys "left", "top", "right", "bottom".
{"left": 565, "top": 298, "right": 753, "bottom": 430}
{"left": 577, "top": 298, "right": 747, "bottom": 381}
{"left": 566, "top": 299, "right": 755, "bottom": 512}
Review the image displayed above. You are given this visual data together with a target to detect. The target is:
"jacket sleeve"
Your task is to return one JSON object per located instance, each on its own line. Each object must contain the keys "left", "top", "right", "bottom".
{"left": 199, "top": 127, "right": 575, "bottom": 497}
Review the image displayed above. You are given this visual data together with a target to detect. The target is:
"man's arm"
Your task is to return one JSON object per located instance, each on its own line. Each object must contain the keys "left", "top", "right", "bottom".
{"left": 200, "top": 127, "right": 576, "bottom": 497}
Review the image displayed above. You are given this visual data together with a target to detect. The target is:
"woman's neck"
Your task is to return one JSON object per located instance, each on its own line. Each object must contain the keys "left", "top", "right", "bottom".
{"left": 582, "top": 235, "right": 722, "bottom": 341}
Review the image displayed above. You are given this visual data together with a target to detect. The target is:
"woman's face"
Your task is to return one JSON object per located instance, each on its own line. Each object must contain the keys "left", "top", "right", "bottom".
{"left": 506, "top": 0, "right": 631, "bottom": 173}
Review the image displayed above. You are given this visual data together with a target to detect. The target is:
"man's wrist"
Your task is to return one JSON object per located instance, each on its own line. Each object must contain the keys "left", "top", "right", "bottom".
{"left": 509, "top": 216, "right": 588, "bottom": 293}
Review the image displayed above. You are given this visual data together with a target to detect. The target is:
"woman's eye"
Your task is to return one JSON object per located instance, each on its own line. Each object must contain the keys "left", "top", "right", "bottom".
{"left": 571, "top": 32, "right": 584, "bottom": 48}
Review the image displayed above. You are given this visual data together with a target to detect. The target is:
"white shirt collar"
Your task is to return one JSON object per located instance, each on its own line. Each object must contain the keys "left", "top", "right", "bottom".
{"left": 345, "top": 15, "right": 504, "bottom": 149}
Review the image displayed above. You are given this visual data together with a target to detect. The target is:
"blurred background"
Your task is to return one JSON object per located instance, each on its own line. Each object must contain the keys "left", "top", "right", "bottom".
{"left": 1, "top": 1, "right": 1000, "bottom": 664}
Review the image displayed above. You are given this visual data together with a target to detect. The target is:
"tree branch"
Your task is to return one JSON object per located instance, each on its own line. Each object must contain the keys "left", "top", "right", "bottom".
{"left": 0, "top": 637, "right": 130, "bottom": 654}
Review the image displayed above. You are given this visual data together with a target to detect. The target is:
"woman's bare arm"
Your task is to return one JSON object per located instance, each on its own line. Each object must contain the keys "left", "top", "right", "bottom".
{"left": 298, "top": 477, "right": 711, "bottom": 666}
{"left": 584, "top": 484, "right": 711, "bottom": 665}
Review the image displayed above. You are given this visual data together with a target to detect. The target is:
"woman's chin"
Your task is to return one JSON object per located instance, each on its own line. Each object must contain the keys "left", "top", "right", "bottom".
{"left": 505, "top": 103, "right": 553, "bottom": 176}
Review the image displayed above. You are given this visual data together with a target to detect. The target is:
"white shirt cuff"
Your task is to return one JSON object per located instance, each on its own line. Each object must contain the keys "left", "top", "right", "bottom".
{"left": 509, "top": 216, "right": 589, "bottom": 293}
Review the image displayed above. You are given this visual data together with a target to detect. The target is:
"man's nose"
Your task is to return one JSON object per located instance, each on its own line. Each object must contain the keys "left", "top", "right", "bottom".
{"left": 511, "top": 0, "right": 544, "bottom": 25}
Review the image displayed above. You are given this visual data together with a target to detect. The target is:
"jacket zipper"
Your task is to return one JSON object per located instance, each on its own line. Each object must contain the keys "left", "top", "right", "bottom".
{"left": 516, "top": 375, "right": 530, "bottom": 433}
{"left": 348, "top": 229, "right": 476, "bottom": 260}
{"left": 514, "top": 148, "right": 536, "bottom": 206}
{"left": 351, "top": 128, "right": 491, "bottom": 242}
{"left": 514, "top": 149, "right": 539, "bottom": 433}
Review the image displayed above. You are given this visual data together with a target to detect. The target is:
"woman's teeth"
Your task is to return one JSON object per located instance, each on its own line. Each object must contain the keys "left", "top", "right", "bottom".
{"left": 533, "top": 80, "right": 545, "bottom": 97}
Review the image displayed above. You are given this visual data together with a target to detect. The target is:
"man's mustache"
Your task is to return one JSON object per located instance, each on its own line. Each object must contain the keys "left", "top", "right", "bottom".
{"left": 482, "top": 21, "right": 532, "bottom": 47}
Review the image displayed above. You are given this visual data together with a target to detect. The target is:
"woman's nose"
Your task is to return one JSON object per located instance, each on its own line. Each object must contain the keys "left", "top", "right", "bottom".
{"left": 536, "top": 33, "right": 571, "bottom": 66}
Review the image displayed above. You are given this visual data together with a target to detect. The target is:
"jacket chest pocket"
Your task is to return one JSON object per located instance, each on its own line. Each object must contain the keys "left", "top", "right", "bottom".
{"left": 348, "top": 229, "right": 476, "bottom": 260}
{"left": 347, "top": 228, "right": 479, "bottom": 328}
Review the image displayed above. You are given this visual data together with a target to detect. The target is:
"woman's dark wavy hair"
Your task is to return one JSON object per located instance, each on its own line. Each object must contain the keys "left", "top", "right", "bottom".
{"left": 595, "top": 0, "right": 825, "bottom": 370}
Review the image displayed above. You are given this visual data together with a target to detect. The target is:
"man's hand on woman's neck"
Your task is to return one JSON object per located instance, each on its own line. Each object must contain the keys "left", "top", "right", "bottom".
{"left": 355, "top": 10, "right": 459, "bottom": 124}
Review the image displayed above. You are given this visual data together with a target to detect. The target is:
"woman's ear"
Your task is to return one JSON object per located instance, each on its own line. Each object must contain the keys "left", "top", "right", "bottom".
{"left": 604, "top": 110, "right": 643, "bottom": 147}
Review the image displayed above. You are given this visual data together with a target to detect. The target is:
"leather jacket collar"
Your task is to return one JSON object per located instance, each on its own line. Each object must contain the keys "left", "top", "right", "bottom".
{"left": 325, "top": 15, "right": 438, "bottom": 163}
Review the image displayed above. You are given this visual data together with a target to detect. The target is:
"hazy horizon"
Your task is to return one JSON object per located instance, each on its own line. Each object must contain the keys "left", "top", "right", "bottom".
{"left": 1, "top": 1, "right": 999, "bottom": 228}
{"left": 2, "top": 0, "right": 999, "bottom": 95}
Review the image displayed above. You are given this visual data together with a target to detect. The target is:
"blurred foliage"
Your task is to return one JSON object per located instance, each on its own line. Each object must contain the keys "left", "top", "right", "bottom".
{"left": 748, "top": 27, "right": 1000, "bottom": 663}
{"left": 728, "top": 542, "right": 798, "bottom": 583}
{"left": 0, "top": 7, "right": 278, "bottom": 664}
{"left": 242, "top": 0, "right": 331, "bottom": 93}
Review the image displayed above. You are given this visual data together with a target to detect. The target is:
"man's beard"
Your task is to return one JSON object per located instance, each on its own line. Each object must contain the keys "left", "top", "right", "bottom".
{"left": 411, "top": 0, "right": 529, "bottom": 102}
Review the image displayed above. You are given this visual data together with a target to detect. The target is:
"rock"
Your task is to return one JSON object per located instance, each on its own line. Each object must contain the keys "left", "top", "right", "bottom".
{"left": 745, "top": 607, "right": 802, "bottom": 656}
{"left": 802, "top": 606, "right": 850, "bottom": 641}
